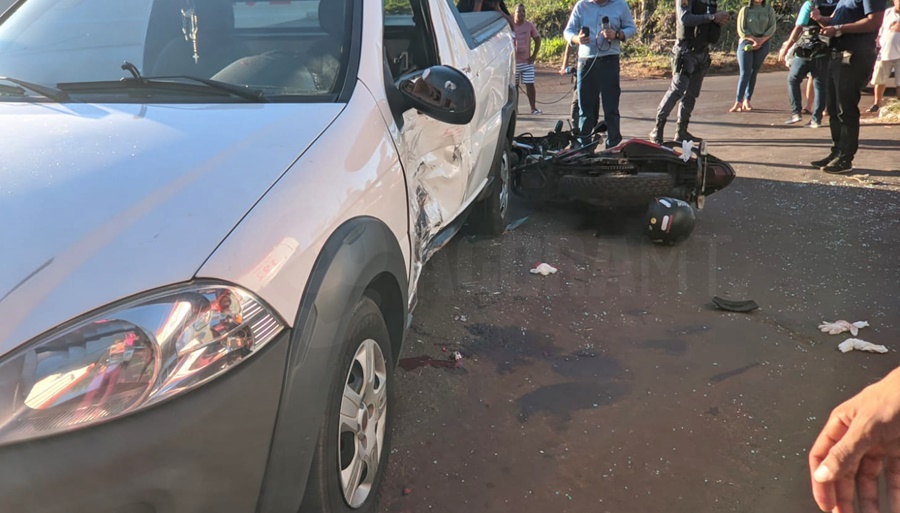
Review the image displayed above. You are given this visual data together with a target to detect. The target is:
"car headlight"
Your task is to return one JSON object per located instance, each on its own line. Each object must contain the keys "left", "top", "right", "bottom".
{"left": 0, "top": 283, "right": 285, "bottom": 445}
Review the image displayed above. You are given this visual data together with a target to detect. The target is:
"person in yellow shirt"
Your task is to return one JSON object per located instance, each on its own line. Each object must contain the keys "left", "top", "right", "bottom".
{"left": 730, "top": 0, "right": 777, "bottom": 112}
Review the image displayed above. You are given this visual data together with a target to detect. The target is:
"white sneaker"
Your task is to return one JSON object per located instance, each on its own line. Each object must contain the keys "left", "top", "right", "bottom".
{"left": 785, "top": 113, "right": 802, "bottom": 124}
{"left": 531, "top": 109, "right": 542, "bottom": 115}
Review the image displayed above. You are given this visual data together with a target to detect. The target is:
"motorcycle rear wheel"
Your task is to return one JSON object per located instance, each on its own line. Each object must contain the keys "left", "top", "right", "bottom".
{"left": 558, "top": 172, "right": 674, "bottom": 199}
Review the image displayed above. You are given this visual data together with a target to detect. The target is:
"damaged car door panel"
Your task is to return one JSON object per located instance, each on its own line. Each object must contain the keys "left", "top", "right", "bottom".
{"left": 0, "top": 0, "right": 514, "bottom": 512}
{"left": 384, "top": 0, "right": 516, "bottom": 297}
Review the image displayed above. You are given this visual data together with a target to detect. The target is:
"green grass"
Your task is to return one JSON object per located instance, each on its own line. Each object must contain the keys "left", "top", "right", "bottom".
{"left": 536, "top": 35, "right": 569, "bottom": 64}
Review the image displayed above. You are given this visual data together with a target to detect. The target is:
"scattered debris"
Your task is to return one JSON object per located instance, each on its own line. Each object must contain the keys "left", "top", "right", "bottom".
{"left": 402, "top": 488, "right": 413, "bottom": 496}
{"left": 838, "top": 338, "right": 888, "bottom": 354}
{"left": 819, "top": 320, "right": 869, "bottom": 336}
{"left": 711, "top": 296, "right": 759, "bottom": 313}
{"left": 530, "top": 263, "right": 558, "bottom": 276}
{"left": 847, "top": 174, "right": 888, "bottom": 186}
{"left": 399, "top": 355, "right": 460, "bottom": 371}
{"left": 505, "top": 216, "right": 528, "bottom": 232}
{"left": 450, "top": 350, "right": 463, "bottom": 362}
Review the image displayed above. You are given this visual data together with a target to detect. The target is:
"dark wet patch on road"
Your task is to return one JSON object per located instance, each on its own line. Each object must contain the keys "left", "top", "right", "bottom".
{"left": 465, "top": 323, "right": 559, "bottom": 374}
{"left": 706, "top": 406, "right": 720, "bottom": 416}
{"left": 709, "top": 362, "right": 762, "bottom": 384}
{"left": 640, "top": 338, "right": 688, "bottom": 355}
{"left": 548, "top": 352, "right": 625, "bottom": 379}
{"left": 517, "top": 381, "right": 630, "bottom": 422}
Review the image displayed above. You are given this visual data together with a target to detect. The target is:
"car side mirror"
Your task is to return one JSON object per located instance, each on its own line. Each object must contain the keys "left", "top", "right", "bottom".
{"left": 398, "top": 66, "right": 475, "bottom": 125}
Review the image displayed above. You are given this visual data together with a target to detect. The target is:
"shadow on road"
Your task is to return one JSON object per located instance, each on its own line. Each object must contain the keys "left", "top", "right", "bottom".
{"left": 731, "top": 160, "right": 900, "bottom": 176}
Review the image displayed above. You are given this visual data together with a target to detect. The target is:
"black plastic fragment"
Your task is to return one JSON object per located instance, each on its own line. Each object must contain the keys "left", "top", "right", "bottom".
{"left": 712, "top": 296, "right": 759, "bottom": 313}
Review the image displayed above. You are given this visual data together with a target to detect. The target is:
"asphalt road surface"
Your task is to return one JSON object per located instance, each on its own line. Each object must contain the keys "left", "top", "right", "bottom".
{"left": 378, "top": 69, "right": 899, "bottom": 513}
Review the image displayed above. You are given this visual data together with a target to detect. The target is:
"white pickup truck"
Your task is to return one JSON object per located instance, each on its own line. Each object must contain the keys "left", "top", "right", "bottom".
{"left": 0, "top": 0, "right": 515, "bottom": 512}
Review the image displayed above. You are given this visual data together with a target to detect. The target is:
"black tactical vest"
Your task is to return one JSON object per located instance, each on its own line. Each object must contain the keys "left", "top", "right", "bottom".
{"left": 677, "top": 0, "right": 722, "bottom": 48}
{"left": 816, "top": 0, "right": 838, "bottom": 17}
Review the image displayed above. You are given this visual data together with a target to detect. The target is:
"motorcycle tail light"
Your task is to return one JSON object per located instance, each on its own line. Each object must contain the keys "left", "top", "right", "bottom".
{"left": 705, "top": 161, "right": 736, "bottom": 192}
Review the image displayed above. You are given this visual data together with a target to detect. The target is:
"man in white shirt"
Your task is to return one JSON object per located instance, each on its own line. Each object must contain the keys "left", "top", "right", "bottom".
{"left": 868, "top": 0, "right": 900, "bottom": 111}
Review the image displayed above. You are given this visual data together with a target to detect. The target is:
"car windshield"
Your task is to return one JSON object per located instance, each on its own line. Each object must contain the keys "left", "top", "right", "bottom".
{"left": 0, "top": 0, "right": 354, "bottom": 102}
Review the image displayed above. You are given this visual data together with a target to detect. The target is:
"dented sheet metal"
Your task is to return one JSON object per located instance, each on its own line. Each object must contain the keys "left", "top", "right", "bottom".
{"left": 396, "top": 106, "right": 470, "bottom": 298}
{"left": 394, "top": 0, "right": 515, "bottom": 301}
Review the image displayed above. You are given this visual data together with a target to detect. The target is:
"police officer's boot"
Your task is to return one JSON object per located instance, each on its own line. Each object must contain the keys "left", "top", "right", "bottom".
{"left": 648, "top": 120, "right": 665, "bottom": 145}
{"left": 674, "top": 123, "right": 703, "bottom": 144}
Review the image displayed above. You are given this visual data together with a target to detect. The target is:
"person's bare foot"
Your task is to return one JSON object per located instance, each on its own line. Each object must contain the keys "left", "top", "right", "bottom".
{"left": 742, "top": 100, "right": 753, "bottom": 111}
{"left": 729, "top": 102, "right": 743, "bottom": 112}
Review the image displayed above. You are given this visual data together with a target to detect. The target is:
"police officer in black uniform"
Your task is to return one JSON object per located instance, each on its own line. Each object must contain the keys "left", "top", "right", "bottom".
{"left": 808, "top": 0, "right": 886, "bottom": 173}
{"left": 649, "top": 0, "right": 731, "bottom": 144}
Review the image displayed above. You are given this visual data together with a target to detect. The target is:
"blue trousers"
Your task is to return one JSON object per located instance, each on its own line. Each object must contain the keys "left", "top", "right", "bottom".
{"left": 788, "top": 56, "right": 827, "bottom": 121}
{"left": 735, "top": 40, "right": 770, "bottom": 103}
{"left": 577, "top": 55, "right": 621, "bottom": 147}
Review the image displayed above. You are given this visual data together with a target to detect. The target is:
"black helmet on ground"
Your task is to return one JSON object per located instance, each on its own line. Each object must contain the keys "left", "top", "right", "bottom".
{"left": 645, "top": 197, "right": 696, "bottom": 244}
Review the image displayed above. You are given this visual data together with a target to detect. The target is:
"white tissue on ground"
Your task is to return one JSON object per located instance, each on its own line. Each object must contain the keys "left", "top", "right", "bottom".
{"left": 818, "top": 320, "right": 869, "bottom": 336}
{"left": 681, "top": 140, "right": 694, "bottom": 162}
{"left": 838, "top": 338, "right": 888, "bottom": 354}
{"left": 530, "top": 263, "right": 558, "bottom": 276}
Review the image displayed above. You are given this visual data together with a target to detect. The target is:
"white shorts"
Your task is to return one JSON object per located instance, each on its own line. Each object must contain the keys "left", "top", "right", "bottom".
{"left": 515, "top": 63, "right": 535, "bottom": 85}
{"left": 871, "top": 58, "right": 900, "bottom": 87}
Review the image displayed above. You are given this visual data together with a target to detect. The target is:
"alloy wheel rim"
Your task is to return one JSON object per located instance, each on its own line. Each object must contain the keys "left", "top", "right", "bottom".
{"left": 338, "top": 338, "right": 388, "bottom": 508}
{"left": 498, "top": 150, "right": 510, "bottom": 218}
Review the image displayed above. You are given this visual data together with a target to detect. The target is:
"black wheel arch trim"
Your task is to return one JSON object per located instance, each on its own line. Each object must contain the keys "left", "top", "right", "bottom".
{"left": 255, "top": 216, "right": 408, "bottom": 513}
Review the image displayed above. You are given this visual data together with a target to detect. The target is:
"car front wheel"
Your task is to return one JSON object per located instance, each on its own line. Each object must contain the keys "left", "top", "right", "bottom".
{"left": 300, "top": 296, "right": 394, "bottom": 513}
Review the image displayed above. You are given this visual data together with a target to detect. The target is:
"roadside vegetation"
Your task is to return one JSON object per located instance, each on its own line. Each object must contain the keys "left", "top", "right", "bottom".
{"left": 524, "top": 0, "right": 802, "bottom": 75}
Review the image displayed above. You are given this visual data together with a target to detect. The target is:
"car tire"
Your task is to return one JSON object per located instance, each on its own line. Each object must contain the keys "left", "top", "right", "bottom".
{"left": 299, "top": 296, "right": 394, "bottom": 513}
{"left": 469, "top": 139, "right": 512, "bottom": 236}
{"left": 558, "top": 172, "right": 674, "bottom": 199}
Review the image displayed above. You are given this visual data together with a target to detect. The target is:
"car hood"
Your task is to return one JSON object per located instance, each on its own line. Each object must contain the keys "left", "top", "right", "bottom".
{"left": 0, "top": 101, "right": 343, "bottom": 356}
